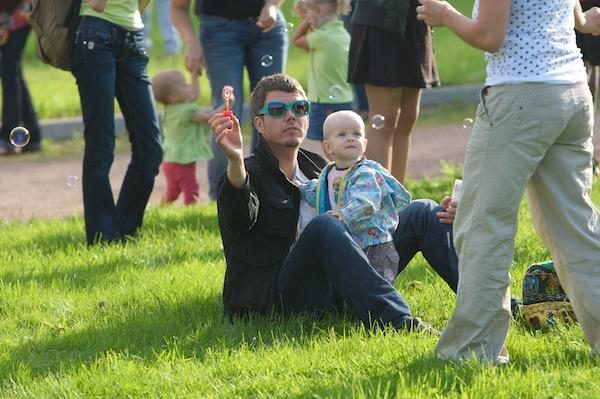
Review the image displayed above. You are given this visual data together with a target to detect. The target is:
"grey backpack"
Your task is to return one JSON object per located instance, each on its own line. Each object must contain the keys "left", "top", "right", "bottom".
{"left": 29, "top": 0, "right": 81, "bottom": 71}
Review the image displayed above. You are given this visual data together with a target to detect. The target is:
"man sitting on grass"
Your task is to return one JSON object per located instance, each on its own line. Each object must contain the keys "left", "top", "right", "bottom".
{"left": 208, "top": 73, "right": 458, "bottom": 332}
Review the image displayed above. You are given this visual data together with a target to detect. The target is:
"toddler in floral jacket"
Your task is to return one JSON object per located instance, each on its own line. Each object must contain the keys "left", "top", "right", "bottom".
{"left": 300, "top": 110, "right": 411, "bottom": 283}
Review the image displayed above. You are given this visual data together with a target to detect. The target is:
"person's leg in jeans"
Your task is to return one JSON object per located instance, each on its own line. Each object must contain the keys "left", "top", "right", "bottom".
{"left": 393, "top": 199, "right": 458, "bottom": 291}
{"left": 71, "top": 17, "right": 120, "bottom": 244}
{"left": 277, "top": 214, "right": 415, "bottom": 330}
{"left": 141, "top": 6, "right": 154, "bottom": 50}
{"left": 156, "top": 0, "right": 180, "bottom": 54}
{"left": 0, "top": 26, "right": 41, "bottom": 150}
{"left": 200, "top": 15, "right": 246, "bottom": 200}
{"left": 114, "top": 30, "right": 163, "bottom": 239}
{"left": 246, "top": 10, "right": 288, "bottom": 149}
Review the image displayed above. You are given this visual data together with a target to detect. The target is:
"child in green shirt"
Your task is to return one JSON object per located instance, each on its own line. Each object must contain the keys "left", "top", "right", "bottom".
{"left": 152, "top": 69, "right": 229, "bottom": 204}
{"left": 292, "top": 0, "right": 354, "bottom": 159}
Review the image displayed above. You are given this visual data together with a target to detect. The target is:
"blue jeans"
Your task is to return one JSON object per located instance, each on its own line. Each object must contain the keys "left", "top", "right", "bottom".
{"left": 0, "top": 26, "right": 41, "bottom": 146}
{"left": 200, "top": 12, "right": 288, "bottom": 199}
{"left": 277, "top": 200, "right": 458, "bottom": 329}
{"left": 142, "top": 0, "right": 180, "bottom": 54}
{"left": 394, "top": 199, "right": 459, "bottom": 291}
{"left": 307, "top": 102, "right": 353, "bottom": 140}
{"left": 71, "top": 16, "right": 163, "bottom": 244}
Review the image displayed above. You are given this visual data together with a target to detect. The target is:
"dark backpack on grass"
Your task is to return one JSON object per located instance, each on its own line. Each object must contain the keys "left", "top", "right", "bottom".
{"left": 29, "top": 0, "right": 81, "bottom": 71}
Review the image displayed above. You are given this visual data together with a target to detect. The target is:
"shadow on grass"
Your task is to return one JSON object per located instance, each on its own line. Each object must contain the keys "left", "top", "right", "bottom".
{"left": 2, "top": 209, "right": 222, "bottom": 289}
{"left": 3, "top": 204, "right": 220, "bottom": 255}
{"left": 0, "top": 294, "right": 360, "bottom": 383}
{"left": 282, "top": 346, "right": 599, "bottom": 398}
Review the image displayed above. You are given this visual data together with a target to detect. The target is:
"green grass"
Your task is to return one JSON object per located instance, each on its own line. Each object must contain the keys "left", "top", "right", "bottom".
{"left": 16, "top": 0, "right": 483, "bottom": 119}
{"left": 1, "top": 176, "right": 599, "bottom": 398}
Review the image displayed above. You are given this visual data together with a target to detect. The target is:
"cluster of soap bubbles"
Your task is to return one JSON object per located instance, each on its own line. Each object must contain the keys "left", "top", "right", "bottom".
{"left": 11, "top": 126, "right": 80, "bottom": 188}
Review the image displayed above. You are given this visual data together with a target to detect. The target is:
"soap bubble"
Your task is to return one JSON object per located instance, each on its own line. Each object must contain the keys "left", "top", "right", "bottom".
{"left": 67, "top": 175, "right": 79, "bottom": 187}
{"left": 260, "top": 55, "right": 273, "bottom": 68}
{"left": 462, "top": 118, "right": 474, "bottom": 129}
{"left": 328, "top": 85, "right": 344, "bottom": 101}
{"left": 371, "top": 114, "right": 386, "bottom": 130}
{"left": 9, "top": 126, "right": 30, "bottom": 148}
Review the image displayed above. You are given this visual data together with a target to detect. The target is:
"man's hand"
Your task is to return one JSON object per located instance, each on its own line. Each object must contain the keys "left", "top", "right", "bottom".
{"left": 209, "top": 112, "right": 246, "bottom": 188}
{"left": 256, "top": 3, "right": 278, "bottom": 33}
{"left": 209, "top": 112, "right": 243, "bottom": 161}
{"left": 436, "top": 196, "right": 457, "bottom": 225}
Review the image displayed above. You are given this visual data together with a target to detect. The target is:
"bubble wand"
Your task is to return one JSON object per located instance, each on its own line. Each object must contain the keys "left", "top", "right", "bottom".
{"left": 222, "top": 85, "right": 234, "bottom": 117}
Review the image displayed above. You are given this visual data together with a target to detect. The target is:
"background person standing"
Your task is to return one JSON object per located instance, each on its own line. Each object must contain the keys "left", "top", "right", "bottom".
{"left": 171, "top": 0, "right": 288, "bottom": 200}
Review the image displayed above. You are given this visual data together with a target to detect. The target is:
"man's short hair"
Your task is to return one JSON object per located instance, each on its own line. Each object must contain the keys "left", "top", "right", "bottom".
{"left": 250, "top": 74, "right": 307, "bottom": 117}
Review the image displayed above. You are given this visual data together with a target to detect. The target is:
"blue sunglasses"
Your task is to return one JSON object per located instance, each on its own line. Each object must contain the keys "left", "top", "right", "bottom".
{"left": 257, "top": 100, "right": 311, "bottom": 118}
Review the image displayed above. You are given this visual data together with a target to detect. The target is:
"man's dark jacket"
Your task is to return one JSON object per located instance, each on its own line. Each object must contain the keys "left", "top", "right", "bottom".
{"left": 217, "top": 136, "right": 327, "bottom": 315}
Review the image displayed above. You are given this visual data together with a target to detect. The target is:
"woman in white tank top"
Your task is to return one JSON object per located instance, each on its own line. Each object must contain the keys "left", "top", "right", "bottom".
{"left": 417, "top": 0, "right": 600, "bottom": 364}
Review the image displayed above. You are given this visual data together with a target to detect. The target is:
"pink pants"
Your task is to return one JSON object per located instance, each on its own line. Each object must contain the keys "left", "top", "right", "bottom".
{"left": 161, "top": 162, "right": 199, "bottom": 205}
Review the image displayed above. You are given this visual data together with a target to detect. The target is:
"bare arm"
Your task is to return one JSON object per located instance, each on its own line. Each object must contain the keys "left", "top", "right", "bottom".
{"left": 88, "top": 0, "right": 108, "bottom": 12}
{"left": 575, "top": 3, "right": 600, "bottom": 35}
{"left": 416, "top": 0, "right": 510, "bottom": 53}
{"left": 190, "top": 108, "right": 213, "bottom": 124}
{"left": 187, "top": 72, "right": 199, "bottom": 103}
{"left": 171, "top": 0, "right": 205, "bottom": 74}
{"left": 292, "top": 18, "right": 311, "bottom": 51}
{"left": 191, "top": 91, "right": 234, "bottom": 123}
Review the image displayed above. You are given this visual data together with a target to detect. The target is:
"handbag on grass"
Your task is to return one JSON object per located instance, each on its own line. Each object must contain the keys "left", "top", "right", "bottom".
{"left": 521, "top": 260, "right": 577, "bottom": 330}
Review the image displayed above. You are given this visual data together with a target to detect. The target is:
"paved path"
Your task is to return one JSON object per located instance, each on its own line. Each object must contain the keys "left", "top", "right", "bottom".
{"left": 1, "top": 118, "right": 599, "bottom": 222}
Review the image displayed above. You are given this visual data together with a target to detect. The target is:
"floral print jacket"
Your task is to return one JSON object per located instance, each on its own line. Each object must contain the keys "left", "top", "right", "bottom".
{"left": 300, "top": 158, "right": 411, "bottom": 249}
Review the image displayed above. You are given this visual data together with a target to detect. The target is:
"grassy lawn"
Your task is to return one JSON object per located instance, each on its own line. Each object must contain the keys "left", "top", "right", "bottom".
{"left": 1, "top": 177, "right": 599, "bottom": 398}
{"left": 6, "top": 3, "right": 597, "bottom": 397}
{"left": 16, "top": 0, "right": 484, "bottom": 119}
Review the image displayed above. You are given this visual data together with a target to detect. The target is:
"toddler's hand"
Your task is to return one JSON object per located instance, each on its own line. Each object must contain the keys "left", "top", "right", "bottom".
{"left": 294, "top": 0, "right": 308, "bottom": 19}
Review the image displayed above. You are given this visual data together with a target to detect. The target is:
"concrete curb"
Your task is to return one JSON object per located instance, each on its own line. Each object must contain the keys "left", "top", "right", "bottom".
{"left": 39, "top": 84, "right": 483, "bottom": 141}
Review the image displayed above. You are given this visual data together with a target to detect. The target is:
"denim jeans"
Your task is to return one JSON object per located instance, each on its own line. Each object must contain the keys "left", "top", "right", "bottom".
{"left": 277, "top": 200, "right": 458, "bottom": 329}
{"left": 200, "top": 11, "right": 288, "bottom": 199}
{"left": 0, "top": 26, "right": 41, "bottom": 146}
{"left": 394, "top": 199, "right": 459, "bottom": 291}
{"left": 307, "top": 102, "right": 353, "bottom": 140}
{"left": 142, "top": 0, "right": 180, "bottom": 54}
{"left": 71, "top": 16, "right": 163, "bottom": 244}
